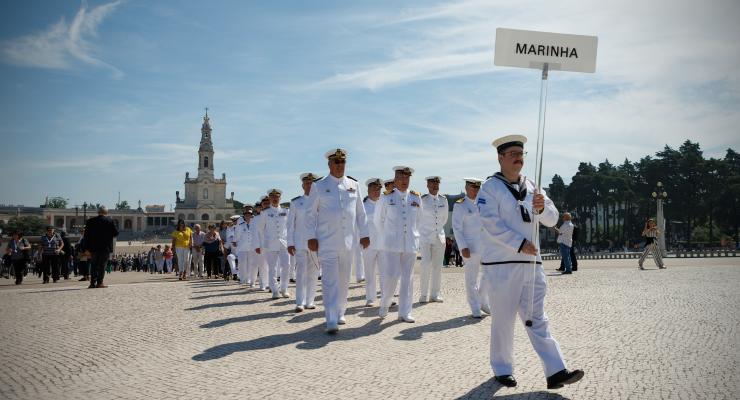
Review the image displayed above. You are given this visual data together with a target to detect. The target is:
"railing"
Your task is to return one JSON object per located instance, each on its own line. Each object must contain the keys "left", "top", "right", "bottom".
{"left": 542, "top": 250, "right": 737, "bottom": 260}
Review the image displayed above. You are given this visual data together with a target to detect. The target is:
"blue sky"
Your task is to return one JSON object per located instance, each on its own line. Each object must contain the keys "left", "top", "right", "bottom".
{"left": 1, "top": 0, "right": 738, "bottom": 209}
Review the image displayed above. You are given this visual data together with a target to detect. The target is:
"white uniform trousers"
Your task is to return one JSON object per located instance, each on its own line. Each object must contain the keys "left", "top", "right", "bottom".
{"left": 318, "top": 250, "right": 351, "bottom": 326}
{"left": 236, "top": 251, "right": 253, "bottom": 284}
{"left": 249, "top": 251, "right": 268, "bottom": 289}
{"left": 381, "top": 252, "right": 416, "bottom": 318}
{"left": 362, "top": 249, "right": 382, "bottom": 303}
{"left": 464, "top": 252, "right": 489, "bottom": 314}
{"left": 353, "top": 242, "right": 365, "bottom": 282}
{"left": 482, "top": 263, "right": 567, "bottom": 378}
{"left": 226, "top": 253, "right": 237, "bottom": 275}
{"left": 192, "top": 249, "right": 204, "bottom": 277}
{"left": 265, "top": 247, "right": 290, "bottom": 293}
{"left": 295, "top": 249, "right": 319, "bottom": 307}
{"left": 175, "top": 248, "right": 191, "bottom": 276}
{"left": 419, "top": 241, "right": 444, "bottom": 300}
{"left": 289, "top": 253, "right": 297, "bottom": 280}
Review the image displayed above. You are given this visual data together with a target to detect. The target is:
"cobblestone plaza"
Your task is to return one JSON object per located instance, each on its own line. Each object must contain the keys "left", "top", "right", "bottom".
{"left": 1, "top": 258, "right": 738, "bottom": 399}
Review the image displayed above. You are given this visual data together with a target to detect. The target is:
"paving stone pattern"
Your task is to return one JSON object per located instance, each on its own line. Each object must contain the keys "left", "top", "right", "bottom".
{"left": 0, "top": 258, "right": 738, "bottom": 399}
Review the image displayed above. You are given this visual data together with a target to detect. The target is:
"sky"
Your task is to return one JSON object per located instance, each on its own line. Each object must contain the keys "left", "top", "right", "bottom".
{"left": 1, "top": 0, "right": 738, "bottom": 209}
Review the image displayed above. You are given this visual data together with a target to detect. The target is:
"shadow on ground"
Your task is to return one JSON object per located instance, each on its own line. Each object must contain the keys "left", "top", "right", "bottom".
{"left": 456, "top": 378, "right": 570, "bottom": 399}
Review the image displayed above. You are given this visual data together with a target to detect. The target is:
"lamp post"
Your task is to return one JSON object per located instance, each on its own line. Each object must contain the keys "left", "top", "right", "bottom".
{"left": 651, "top": 182, "right": 668, "bottom": 257}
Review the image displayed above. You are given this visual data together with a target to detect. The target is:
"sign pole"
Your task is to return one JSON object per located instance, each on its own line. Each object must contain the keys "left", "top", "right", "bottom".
{"left": 526, "top": 63, "right": 549, "bottom": 327}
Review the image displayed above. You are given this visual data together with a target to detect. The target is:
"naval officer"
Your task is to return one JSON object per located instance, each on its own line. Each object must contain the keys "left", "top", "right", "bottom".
{"left": 306, "top": 148, "right": 370, "bottom": 334}
{"left": 361, "top": 177, "right": 384, "bottom": 306}
{"left": 418, "top": 175, "right": 449, "bottom": 303}
{"left": 477, "top": 134, "right": 583, "bottom": 389}
{"left": 234, "top": 206, "right": 260, "bottom": 285}
{"left": 287, "top": 173, "right": 321, "bottom": 312}
{"left": 375, "top": 166, "right": 422, "bottom": 323}
{"left": 259, "top": 189, "right": 291, "bottom": 299}
{"left": 451, "top": 178, "right": 490, "bottom": 318}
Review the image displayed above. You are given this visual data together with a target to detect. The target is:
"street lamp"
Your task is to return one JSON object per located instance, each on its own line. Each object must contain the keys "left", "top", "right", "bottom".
{"left": 651, "top": 181, "right": 668, "bottom": 257}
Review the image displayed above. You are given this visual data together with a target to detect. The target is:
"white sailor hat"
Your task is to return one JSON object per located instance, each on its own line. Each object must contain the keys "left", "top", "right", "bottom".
{"left": 267, "top": 188, "right": 282, "bottom": 195}
{"left": 492, "top": 134, "right": 527, "bottom": 153}
{"left": 425, "top": 176, "right": 441, "bottom": 182}
{"left": 393, "top": 165, "right": 414, "bottom": 175}
{"left": 383, "top": 178, "right": 395, "bottom": 185}
{"left": 463, "top": 177, "right": 484, "bottom": 187}
{"left": 300, "top": 172, "right": 319, "bottom": 181}
{"left": 365, "top": 177, "right": 382, "bottom": 186}
{"left": 230, "top": 215, "right": 241, "bottom": 220}
{"left": 260, "top": 195, "right": 269, "bottom": 202}
{"left": 324, "top": 148, "right": 348, "bottom": 160}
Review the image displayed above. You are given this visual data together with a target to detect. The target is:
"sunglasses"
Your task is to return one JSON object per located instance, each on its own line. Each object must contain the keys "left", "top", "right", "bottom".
{"left": 502, "top": 151, "right": 527, "bottom": 158}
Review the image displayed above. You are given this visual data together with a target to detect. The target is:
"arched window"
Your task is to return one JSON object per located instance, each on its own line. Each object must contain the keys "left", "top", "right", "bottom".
{"left": 178, "top": 213, "right": 185, "bottom": 221}
{"left": 203, "top": 188, "right": 208, "bottom": 199}
{"left": 187, "top": 213, "right": 195, "bottom": 220}
{"left": 204, "top": 156, "right": 209, "bottom": 168}
{"left": 124, "top": 220, "right": 133, "bottom": 230}
{"left": 201, "top": 213, "right": 209, "bottom": 221}
{"left": 215, "top": 213, "right": 223, "bottom": 221}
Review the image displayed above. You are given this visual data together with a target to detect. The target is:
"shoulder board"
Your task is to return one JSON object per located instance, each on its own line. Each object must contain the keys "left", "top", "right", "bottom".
{"left": 291, "top": 195, "right": 301, "bottom": 201}
{"left": 383, "top": 190, "right": 393, "bottom": 195}
{"left": 455, "top": 198, "right": 465, "bottom": 203}
{"left": 486, "top": 175, "right": 493, "bottom": 180}
{"left": 439, "top": 194, "right": 447, "bottom": 198}
{"left": 410, "top": 190, "right": 420, "bottom": 196}
{"left": 346, "top": 176, "right": 357, "bottom": 182}
{"left": 421, "top": 193, "right": 429, "bottom": 198}
{"left": 363, "top": 196, "right": 369, "bottom": 202}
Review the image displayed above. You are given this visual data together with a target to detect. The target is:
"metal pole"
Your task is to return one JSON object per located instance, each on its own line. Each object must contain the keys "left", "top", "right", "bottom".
{"left": 526, "top": 63, "right": 549, "bottom": 328}
{"left": 657, "top": 198, "right": 667, "bottom": 257}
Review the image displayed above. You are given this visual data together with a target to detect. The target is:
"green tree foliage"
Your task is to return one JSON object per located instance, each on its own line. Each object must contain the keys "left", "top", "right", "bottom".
{"left": 42, "top": 197, "right": 68, "bottom": 209}
{"left": 548, "top": 140, "right": 738, "bottom": 249}
{"left": 0, "top": 216, "right": 47, "bottom": 236}
{"left": 115, "top": 200, "right": 131, "bottom": 210}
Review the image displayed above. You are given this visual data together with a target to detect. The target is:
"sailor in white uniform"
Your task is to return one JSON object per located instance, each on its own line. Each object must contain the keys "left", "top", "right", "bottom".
{"left": 418, "top": 175, "right": 448, "bottom": 303}
{"left": 375, "top": 166, "right": 421, "bottom": 323}
{"left": 287, "top": 172, "right": 321, "bottom": 312}
{"left": 226, "top": 215, "right": 239, "bottom": 279}
{"left": 234, "top": 206, "right": 260, "bottom": 285}
{"left": 361, "top": 177, "right": 383, "bottom": 306}
{"left": 477, "top": 134, "right": 583, "bottom": 389}
{"left": 451, "top": 178, "right": 490, "bottom": 318}
{"left": 259, "top": 188, "right": 291, "bottom": 299}
{"left": 306, "top": 148, "right": 370, "bottom": 334}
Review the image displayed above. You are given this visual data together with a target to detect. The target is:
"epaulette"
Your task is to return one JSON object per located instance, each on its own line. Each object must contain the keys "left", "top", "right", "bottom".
{"left": 486, "top": 175, "right": 493, "bottom": 180}
{"left": 291, "top": 195, "right": 301, "bottom": 201}
{"left": 363, "top": 196, "right": 369, "bottom": 202}
{"left": 383, "top": 189, "right": 393, "bottom": 195}
{"left": 346, "top": 176, "right": 357, "bottom": 182}
{"left": 439, "top": 194, "right": 447, "bottom": 198}
{"left": 455, "top": 198, "right": 465, "bottom": 203}
{"left": 421, "top": 193, "right": 429, "bottom": 198}
{"left": 410, "top": 190, "right": 420, "bottom": 196}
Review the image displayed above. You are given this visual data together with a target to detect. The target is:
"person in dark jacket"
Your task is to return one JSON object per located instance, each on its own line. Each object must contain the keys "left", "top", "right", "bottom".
{"left": 82, "top": 206, "right": 119, "bottom": 288}
{"left": 59, "top": 230, "right": 72, "bottom": 280}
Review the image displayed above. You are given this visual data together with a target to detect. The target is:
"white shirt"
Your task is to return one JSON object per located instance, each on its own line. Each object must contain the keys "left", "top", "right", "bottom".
{"left": 363, "top": 197, "right": 382, "bottom": 251}
{"left": 257, "top": 205, "right": 288, "bottom": 251}
{"left": 451, "top": 196, "right": 483, "bottom": 254}
{"left": 556, "top": 220, "right": 574, "bottom": 247}
{"left": 287, "top": 194, "right": 312, "bottom": 251}
{"left": 234, "top": 217, "right": 259, "bottom": 252}
{"left": 477, "top": 175, "right": 558, "bottom": 265}
{"left": 306, "top": 174, "right": 369, "bottom": 253}
{"left": 419, "top": 193, "right": 449, "bottom": 245}
{"left": 374, "top": 188, "right": 422, "bottom": 253}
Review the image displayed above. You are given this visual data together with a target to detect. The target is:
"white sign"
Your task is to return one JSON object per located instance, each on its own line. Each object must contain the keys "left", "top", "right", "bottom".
{"left": 494, "top": 28, "right": 598, "bottom": 73}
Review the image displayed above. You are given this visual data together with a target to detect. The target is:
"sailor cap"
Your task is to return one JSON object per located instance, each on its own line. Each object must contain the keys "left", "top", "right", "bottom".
{"left": 492, "top": 134, "right": 527, "bottom": 153}
{"left": 365, "top": 177, "right": 382, "bottom": 186}
{"left": 463, "top": 177, "right": 484, "bottom": 187}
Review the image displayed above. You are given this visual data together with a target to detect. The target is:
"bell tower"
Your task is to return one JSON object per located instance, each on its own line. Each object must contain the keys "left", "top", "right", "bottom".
{"left": 197, "top": 108, "right": 214, "bottom": 179}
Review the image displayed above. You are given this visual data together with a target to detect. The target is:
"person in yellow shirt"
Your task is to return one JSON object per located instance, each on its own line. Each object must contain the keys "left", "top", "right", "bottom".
{"left": 171, "top": 219, "right": 193, "bottom": 281}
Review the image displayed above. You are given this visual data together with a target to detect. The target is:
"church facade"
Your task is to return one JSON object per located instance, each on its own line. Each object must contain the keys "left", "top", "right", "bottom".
{"left": 175, "top": 111, "right": 236, "bottom": 226}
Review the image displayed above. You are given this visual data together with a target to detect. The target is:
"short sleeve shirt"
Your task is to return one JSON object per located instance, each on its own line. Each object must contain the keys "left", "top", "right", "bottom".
{"left": 171, "top": 227, "right": 193, "bottom": 248}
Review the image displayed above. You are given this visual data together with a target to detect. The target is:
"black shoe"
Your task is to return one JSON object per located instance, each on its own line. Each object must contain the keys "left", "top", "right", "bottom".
{"left": 494, "top": 375, "right": 517, "bottom": 387}
{"left": 546, "top": 369, "right": 584, "bottom": 389}
{"left": 562, "top": 271, "right": 572, "bottom": 275}
{"left": 556, "top": 267, "right": 564, "bottom": 272}
{"left": 572, "top": 266, "right": 578, "bottom": 271}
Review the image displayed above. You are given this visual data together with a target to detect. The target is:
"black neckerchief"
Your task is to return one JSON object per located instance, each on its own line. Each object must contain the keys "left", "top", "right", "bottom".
{"left": 493, "top": 172, "right": 531, "bottom": 223}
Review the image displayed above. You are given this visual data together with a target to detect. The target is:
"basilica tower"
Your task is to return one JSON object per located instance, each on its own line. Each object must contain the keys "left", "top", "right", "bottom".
{"left": 198, "top": 110, "right": 214, "bottom": 179}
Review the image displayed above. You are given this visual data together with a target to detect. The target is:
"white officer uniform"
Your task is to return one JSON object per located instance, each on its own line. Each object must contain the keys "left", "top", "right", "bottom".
{"left": 250, "top": 202, "right": 270, "bottom": 290}
{"left": 352, "top": 227, "right": 365, "bottom": 283}
{"left": 226, "top": 219, "right": 238, "bottom": 277}
{"left": 418, "top": 176, "right": 449, "bottom": 303}
{"left": 451, "top": 178, "right": 489, "bottom": 317}
{"left": 362, "top": 178, "right": 383, "bottom": 306}
{"left": 234, "top": 214, "right": 259, "bottom": 285}
{"left": 477, "top": 135, "right": 568, "bottom": 379}
{"left": 375, "top": 166, "right": 421, "bottom": 322}
{"left": 259, "top": 189, "right": 291, "bottom": 299}
{"left": 306, "top": 148, "right": 369, "bottom": 332}
{"left": 288, "top": 173, "right": 320, "bottom": 310}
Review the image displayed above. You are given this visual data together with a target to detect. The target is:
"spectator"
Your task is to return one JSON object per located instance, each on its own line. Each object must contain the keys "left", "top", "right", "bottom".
{"left": 171, "top": 220, "right": 192, "bottom": 281}
{"left": 203, "top": 224, "right": 224, "bottom": 279}
{"left": 7, "top": 231, "right": 31, "bottom": 285}
{"left": 82, "top": 206, "right": 119, "bottom": 288}
{"left": 40, "top": 226, "right": 63, "bottom": 283}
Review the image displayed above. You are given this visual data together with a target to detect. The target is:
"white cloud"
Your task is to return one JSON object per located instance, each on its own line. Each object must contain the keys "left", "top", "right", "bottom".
{"left": 0, "top": 1, "right": 123, "bottom": 78}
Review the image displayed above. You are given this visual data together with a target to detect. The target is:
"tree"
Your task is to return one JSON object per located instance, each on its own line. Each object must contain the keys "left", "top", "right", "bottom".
{"left": 115, "top": 200, "right": 131, "bottom": 210}
{"left": 547, "top": 175, "right": 567, "bottom": 211}
{"left": 232, "top": 199, "right": 245, "bottom": 211}
{"left": 42, "top": 197, "right": 68, "bottom": 209}
{"left": 0, "top": 216, "right": 47, "bottom": 236}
